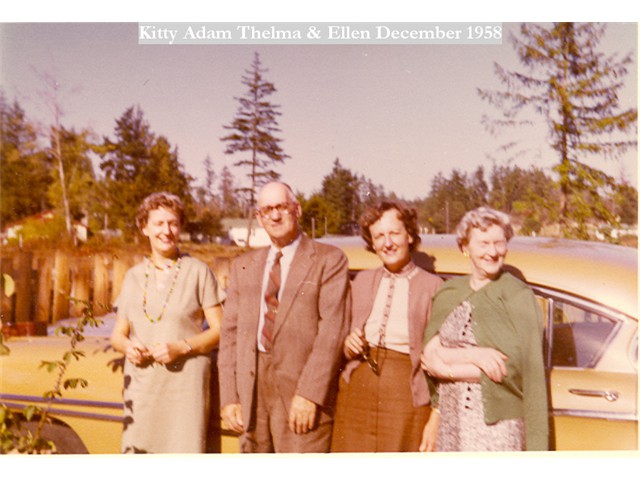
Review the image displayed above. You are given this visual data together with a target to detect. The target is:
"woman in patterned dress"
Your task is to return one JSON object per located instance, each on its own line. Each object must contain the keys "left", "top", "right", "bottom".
{"left": 110, "top": 192, "right": 225, "bottom": 453}
{"left": 331, "top": 200, "right": 442, "bottom": 452}
{"left": 421, "top": 207, "right": 548, "bottom": 451}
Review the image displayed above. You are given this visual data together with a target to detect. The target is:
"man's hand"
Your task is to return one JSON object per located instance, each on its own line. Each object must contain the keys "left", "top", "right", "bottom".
{"left": 221, "top": 403, "right": 244, "bottom": 434}
{"left": 288, "top": 395, "right": 318, "bottom": 434}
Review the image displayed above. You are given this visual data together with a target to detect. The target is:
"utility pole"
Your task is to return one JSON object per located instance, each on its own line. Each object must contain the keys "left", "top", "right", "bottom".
{"left": 445, "top": 200, "right": 450, "bottom": 234}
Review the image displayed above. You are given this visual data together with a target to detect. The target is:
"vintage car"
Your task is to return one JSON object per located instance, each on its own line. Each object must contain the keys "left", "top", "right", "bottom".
{"left": 0, "top": 234, "right": 637, "bottom": 452}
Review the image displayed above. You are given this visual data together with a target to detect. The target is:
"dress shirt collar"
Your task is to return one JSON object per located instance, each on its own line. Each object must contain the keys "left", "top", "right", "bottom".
{"left": 268, "top": 233, "right": 301, "bottom": 263}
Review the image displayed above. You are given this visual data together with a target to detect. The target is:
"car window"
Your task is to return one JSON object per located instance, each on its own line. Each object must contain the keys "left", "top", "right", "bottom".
{"left": 550, "top": 300, "right": 618, "bottom": 368}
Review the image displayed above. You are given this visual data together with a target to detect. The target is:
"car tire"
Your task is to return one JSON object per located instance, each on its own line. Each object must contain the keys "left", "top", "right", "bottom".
{"left": 18, "top": 420, "right": 89, "bottom": 454}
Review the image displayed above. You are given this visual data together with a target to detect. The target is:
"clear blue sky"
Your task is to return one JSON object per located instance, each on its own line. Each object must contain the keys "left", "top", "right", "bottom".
{"left": 1, "top": 9, "right": 637, "bottom": 202}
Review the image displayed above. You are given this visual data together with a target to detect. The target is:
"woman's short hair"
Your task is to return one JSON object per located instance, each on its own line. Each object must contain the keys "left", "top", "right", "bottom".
{"left": 359, "top": 200, "right": 421, "bottom": 253}
{"left": 455, "top": 206, "right": 513, "bottom": 251}
{"left": 136, "top": 192, "right": 185, "bottom": 230}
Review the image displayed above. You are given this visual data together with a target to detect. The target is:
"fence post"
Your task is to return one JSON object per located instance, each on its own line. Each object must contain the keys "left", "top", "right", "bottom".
{"left": 1, "top": 257, "right": 15, "bottom": 326}
{"left": 70, "top": 256, "right": 92, "bottom": 317}
{"left": 93, "top": 253, "right": 111, "bottom": 315}
{"left": 35, "top": 255, "right": 54, "bottom": 324}
{"left": 112, "top": 253, "right": 135, "bottom": 307}
{"left": 13, "top": 251, "right": 33, "bottom": 327}
{"left": 52, "top": 250, "right": 71, "bottom": 323}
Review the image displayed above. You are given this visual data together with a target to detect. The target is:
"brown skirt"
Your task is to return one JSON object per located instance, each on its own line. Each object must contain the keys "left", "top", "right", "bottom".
{"left": 331, "top": 347, "right": 431, "bottom": 452}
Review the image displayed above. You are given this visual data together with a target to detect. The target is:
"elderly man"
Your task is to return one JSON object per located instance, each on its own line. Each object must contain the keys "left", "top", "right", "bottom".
{"left": 218, "top": 181, "right": 350, "bottom": 453}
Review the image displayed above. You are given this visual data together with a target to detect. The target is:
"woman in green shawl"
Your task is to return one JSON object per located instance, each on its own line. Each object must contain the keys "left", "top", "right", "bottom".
{"left": 421, "top": 207, "right": 548, "bottom": 451}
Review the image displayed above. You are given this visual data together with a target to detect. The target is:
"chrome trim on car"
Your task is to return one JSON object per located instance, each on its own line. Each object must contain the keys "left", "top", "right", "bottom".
{"left": 2, "top": 400, "right": 123, "bottom": 422}
{"left": 531, "top": 285, "right": 636, "bottom": 325}
{"left": 553, "top": 408, "right": 638, "bottom": 422}
{"left": 0, "top": 393, "right": 123, "bottom": 422}
{"left": 568, "top": 388, "right": 620, "bottom": 402}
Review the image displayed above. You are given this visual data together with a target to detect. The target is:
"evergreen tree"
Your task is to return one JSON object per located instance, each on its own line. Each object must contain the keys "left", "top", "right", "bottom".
{"left": 612, "top": 182, "right": 638, "bottom": 227}
{"left": 422, "top": 170, "right": 471, "bottom": 233}
{"left": 299, "top": 193, "right": 338, "bottom": 238}
{"left": 221, "top": 52, "right": 289, "bottom": 214}
{"left": 218, "top": 165, "right": 243, "bottom": 217}
{"left": 358, "top": 175, "right": 387, "bottom": 209}
{"left": 0, "top": 94, "right": 52, "bottom": 225}
{"left": 479, "top": 23, "right": 637, "bottom": 238}
{"left": 468, "top": 166, "right": 489, "bottom": 208}
{"left": 99, "top": 106, "right": 193, "bottom": 237}
{"left": 320, "top": 159, "right": 361, "bottom": 235}
{"left": 510, "top": 167, "right": 559, "bottom": 235}
{"left": 488, "top": 163, "right": 529, "bottom": 214}
{"left": 221, "top": 52, "right": 289, "bottom": 247}
{"left": 147, "top": 137, "right": 193, "bottom": 198}
{"left": 203, "top": 155, "right": 217, "bottom": 201}
{"left": 190, "top": 156, "right": 223, "bottom": 242}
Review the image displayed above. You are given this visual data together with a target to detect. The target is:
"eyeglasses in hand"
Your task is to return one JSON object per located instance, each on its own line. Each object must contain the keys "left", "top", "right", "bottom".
{"left": 362, "top": 343, "right": 380, "bottom": 376}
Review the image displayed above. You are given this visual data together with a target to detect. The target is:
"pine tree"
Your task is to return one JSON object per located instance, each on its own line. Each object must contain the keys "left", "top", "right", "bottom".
{"left": 479, "top": 23, "right": 637, "bottom": 238}
{"left": 218, "top": 165, "right": 243, "bottom": 218}
{"left": 298, "top": 193, "right": 334, "bottom": 239}
{"left": 99, "top": 106, "right": 193, "bottom": 237}
{"left": 419, "top": 168, "right": 490, "bottom": 233}
{"left": 0, "top": 94, "right": 52, "bottom": 225}
{"left": 191, "top": 156, "right": 223, "bottom": 242}
{"left": 203, "top": 155, "right": 217, "bottom": 200}
{"left": 468, "top": 166, "right": 489, "bottom": 208}
{"left": 221, "top": 52, "right": 289, "bottom": 216}
{"left": 320, "top": 159, "right": 361, "bottom": 235}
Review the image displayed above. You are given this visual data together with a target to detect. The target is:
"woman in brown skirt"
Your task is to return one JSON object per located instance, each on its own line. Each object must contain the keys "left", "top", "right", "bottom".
{"left": 330, "top": 200, "right": 443, "bottom": 453}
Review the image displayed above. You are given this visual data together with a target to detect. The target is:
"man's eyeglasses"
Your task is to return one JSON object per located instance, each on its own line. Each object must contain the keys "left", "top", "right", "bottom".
{"left": 257, "top": 203, "right": 295, "bottom": 217}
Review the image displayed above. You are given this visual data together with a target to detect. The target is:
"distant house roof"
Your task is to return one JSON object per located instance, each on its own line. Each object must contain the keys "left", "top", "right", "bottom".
{"left": 2, "top": 210, "right": 55, "bottom": 232}
{"left": 221, "top": 218, "right": 253, "bottom": 230}
{"left": 1, "top": 210, "right": 89, "bottom": 243}
{"left": 221, "top": 217, "right": 270, "bottom": 247}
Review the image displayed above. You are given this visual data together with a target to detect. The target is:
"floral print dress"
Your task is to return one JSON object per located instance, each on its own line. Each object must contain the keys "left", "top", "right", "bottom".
{"left": 436, "top": 300, "right": 526, "bottom": 452}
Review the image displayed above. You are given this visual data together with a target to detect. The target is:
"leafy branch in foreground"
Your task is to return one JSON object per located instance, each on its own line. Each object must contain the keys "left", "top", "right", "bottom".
{"left": 0, "top": 299, "right": 104, "bottom": 454}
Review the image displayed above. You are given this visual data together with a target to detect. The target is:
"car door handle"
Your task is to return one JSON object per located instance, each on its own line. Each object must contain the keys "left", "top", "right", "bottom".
{"left": 568, "top": 388, "right": 619, "bottom": 402}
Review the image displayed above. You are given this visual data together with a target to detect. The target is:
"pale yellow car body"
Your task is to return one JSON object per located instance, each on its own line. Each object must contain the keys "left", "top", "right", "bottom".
{"left": 1, "top": 320, "right": 239, "bottom": 454}
{"left": 1, "top": 235, "right": 637, "bottom": 452}
{"left": 1, "top": 333, "right": 124, "bottom": 453}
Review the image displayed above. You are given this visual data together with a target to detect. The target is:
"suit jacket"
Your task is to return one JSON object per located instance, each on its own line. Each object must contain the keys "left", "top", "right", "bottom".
{"left": 341, "top": 265, "right": 442, "bottom": 407}
{"left": 218, "top": 234, "right": 351, "bottom": 429}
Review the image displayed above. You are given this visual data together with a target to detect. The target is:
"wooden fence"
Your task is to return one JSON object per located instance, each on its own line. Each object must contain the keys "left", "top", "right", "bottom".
{"left": 0, "top": 250, "right": 232, "bottom": 336}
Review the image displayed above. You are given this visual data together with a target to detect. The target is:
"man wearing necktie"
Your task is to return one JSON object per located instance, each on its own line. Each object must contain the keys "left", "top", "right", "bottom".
{"left": 218, "top": 181, "right": 351, "bottom": 453}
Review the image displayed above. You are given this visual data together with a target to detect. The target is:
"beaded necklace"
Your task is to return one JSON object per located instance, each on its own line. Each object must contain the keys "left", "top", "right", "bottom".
{"left": 142, "top": 255, "right": 183, "bottom": 323}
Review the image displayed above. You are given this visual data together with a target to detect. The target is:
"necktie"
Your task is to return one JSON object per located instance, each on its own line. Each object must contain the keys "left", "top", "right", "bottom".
{"left": 261, "top": 251, "right": 282, "bottom": 351}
